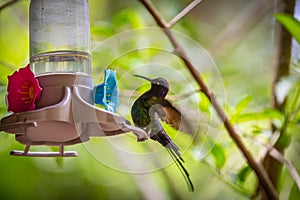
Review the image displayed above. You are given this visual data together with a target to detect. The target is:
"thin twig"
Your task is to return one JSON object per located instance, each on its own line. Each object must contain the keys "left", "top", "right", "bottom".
{"left": 240, "top": 132, "right": 300, "bottom": 194}
{"left": 168, "top": 88, "right": 202, "bottom": 101}
{"left": 200, "top": 162, "right": 252, "bottom": 198}
{"left": 167, "top": 0, "right": 203, "bottom": 28}
{"left": 208, "top": 0, "right": 273, "bottom": 55}
{"left": 0, "top": 0, "right": 19, "bottom": 11}
{"left": 269, "top": 148, "right": 300, "bottom": 190}
{"left": 139, "top": 0, "right": 278, "bottom": 199}
{"left": 119, "top": 88, "right": 201, "bottom": 101}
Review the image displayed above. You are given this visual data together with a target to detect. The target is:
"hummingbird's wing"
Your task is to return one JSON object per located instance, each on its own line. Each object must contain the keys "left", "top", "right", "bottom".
{"left": 148, "top": 109, "right": 181, "bottom": 156}
{"left": 153, "top": 99, "right": 193, "bottom": 135}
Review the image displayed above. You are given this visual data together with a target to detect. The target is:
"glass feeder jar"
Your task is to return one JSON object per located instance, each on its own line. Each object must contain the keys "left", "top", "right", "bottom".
{"left": 29, "top": 0, "right": 92, "bottom": 75}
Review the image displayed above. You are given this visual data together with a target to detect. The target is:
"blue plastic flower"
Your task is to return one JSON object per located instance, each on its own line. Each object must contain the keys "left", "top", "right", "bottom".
{"left": 93, "top": 69, "right": 119, "bottom": 113}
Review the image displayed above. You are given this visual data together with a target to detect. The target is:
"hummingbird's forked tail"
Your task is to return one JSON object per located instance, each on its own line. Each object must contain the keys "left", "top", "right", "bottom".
{"left": 150, "top": 130, "right": 194, "bottom": 192}
{"left": 166, "top": 146, "right": 195, "bottom": 192}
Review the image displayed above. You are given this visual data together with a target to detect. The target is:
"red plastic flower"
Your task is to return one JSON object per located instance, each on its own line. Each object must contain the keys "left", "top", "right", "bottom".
{"left": 6, "top": 64, "right": 42, "bottom": 113}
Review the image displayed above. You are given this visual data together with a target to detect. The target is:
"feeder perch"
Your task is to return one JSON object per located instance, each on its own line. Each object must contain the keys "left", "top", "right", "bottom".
{"left": 0, "top": 0, "right": 147, "bottom": 157}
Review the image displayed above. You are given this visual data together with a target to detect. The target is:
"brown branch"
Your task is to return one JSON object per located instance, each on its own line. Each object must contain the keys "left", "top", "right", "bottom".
{"left": 208, "top": 0, "right": 273, "bottom": 56}
{"left": 139, "top": 0, "right": 278, "bottom": 199}
{"left": 0, "top": 0, "right": 19, "bottom": 11}
{"left": 272, "top": 0, "right": 296, "bottom": 108}
{"left": 258, "top": 0, "right": 296, "bottom": 199}
{"left": 119, "top": 89, "right": 201, "bottom": 101}
{"left": 244, "top": 134, "right": 300, "bottom": 191}
{"left": 269, "top": 148, "right": 300, "bottom": 190}
{"left": 167, "top": 0, "right": 203, "bottom": 28}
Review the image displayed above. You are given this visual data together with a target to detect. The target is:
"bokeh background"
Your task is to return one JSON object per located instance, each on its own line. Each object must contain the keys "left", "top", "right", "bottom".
{"left": 0, "top": 0, "right": 300, "bottom": 199}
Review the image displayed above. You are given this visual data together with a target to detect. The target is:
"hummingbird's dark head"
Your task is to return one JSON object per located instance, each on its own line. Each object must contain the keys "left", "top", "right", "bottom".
{"left": 134, "top": 75, "right": 169, "bottom": 96}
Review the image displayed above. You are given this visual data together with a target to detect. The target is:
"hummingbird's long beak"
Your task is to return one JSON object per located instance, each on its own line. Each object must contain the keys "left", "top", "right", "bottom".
{"left": 133, "top": 75, "right": 153, "bottom": 82}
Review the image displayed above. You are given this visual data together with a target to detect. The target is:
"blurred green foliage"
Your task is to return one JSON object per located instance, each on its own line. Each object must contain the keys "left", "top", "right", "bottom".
{"left": 0, "top": 0, "right": 300, "bottom": 199}
{"left": 275, "top": 14, "right": 300, "bottom": 44}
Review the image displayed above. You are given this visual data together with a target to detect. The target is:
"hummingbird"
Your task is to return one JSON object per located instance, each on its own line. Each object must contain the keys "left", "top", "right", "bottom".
{"left": 131, "top": 75, "right": 194, "bottom": 192}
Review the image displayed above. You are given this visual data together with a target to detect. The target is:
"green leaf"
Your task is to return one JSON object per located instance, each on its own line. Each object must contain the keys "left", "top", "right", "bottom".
{"left": 275, "top": 75, "right": 299, "bottom": 105}
{"left": 276, "top": 129, "right": 292, "bottom": 149}
{"left": 285, "top": 83, "right": 300, "bottom": 122}
{"left": 288, "top": 182, "right": 300, "bottom": 200}
{"left": 49, "top": 146, "right": 64, "bottom": 168}
{"left": 275, "top": 14, "right": 300, "bottom": 44}
{"left": 55, "top": 157, "right": 64, "bottom": 169}
{"left": 211, "top": 143, "right": 226, "bottom": 169}
{"left": 237, "top": 166, "right": 252, "bottom": 183}
{"left": 235, "top": 96, "right": 252, "bottom": 114}
{"left": 112, "top": 9, "right": 145, "bottom": 29}
{"left": 91, "top": 21, "right": 115, "bottom": 37}
{"left": 231, "top": 109, "right": 284, "bottom": 128}
{"left": 198, "top": 92, "right": 211, "bottom": 114}
{"left": 251, "top": 125, "right": 263, "bottom": 135}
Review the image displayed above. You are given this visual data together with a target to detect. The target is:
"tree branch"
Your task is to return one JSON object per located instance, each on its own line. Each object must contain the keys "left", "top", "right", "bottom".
{"left": 269, "top": 148, "right": 300, "bottom": 190}
{"left": 272, "top": 0, "right": 296, "bottom": 108}
{"left": 139, "top": 0, "right": 278, "bottom": 199}
{"left": 0, "top": 0, "right": 19, "bottom": 12}
{"left": 167, "top": 0, "right": 203, "bottom": 28}
{"left": 258, "top": 0, "right": 296, "bottom": 199}
{"left": 208, "top": 0, "right": 273, "bottom": 56}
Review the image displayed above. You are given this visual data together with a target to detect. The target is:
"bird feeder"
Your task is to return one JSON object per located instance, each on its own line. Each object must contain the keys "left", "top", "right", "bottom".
{"left": 0, "top": 0, "right": 147, "bottom": 157}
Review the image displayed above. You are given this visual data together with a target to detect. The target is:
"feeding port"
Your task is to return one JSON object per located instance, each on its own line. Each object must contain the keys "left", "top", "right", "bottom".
{"left": 0, "top": 0, "right": 147, "bottom": 157}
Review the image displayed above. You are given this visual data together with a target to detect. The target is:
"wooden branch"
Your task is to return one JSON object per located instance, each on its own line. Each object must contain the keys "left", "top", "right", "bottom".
{"left": 269, "top": 148, "right": 300, "bottom": 190}
{"left": 258, "top": 0, "right": 296, "bottom": 199}
{"left": 0, "top": 0, "right": 19, "bottom": 11}
{"left": 272, "top": 0, "right": 296, "bottom": 108}
{"left": 208, "top": 0, "right": 273, "bottom": 56}
{"left": 139, "top": 0, "right": 278, "bottom": 199}
{"left": 167, "top": 0, "right": 203, "bottom": 28}
{"left": 119, "top": 89, "right": 201, "bottom": 101}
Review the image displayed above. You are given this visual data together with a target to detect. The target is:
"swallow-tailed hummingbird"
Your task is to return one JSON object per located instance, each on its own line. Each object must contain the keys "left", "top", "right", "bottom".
{"left": 131, "top": 75, "right": 194, "bottom": 192}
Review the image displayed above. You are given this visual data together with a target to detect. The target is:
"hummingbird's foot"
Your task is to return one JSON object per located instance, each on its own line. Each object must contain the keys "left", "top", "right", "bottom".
{"left": 120, "top": 121, "right": 149, "bottom": 141}
{"left": 137, "top": 137, "right": 148, "bottom": 142}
